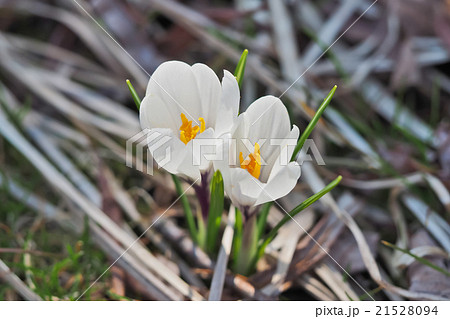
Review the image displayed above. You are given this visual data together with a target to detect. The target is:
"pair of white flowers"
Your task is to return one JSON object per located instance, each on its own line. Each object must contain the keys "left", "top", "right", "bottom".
{"left": 140, "top": 61, "right": 300, "bottom": 210}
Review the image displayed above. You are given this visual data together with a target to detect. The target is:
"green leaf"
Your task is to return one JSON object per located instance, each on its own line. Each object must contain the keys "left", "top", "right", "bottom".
{"left": 232, "top": 207, "right": 243, "bottom": 271}
{"left": 172, "top": 175, "right": 198, "bottom": 244}
{"left": 234, "top": 213, "right": 258, "bottom": 276}
{"left": 234, "top": 49, "right": 248, "bottom": 89}
{"left": 206, "top": 170, "right": 225, "bottom": 254}
{"left": 255, "top": 175, "right": 342, "bottom": 263}
{"left": 291, "top": 85, "right": 337, "bottom": 161}
{"left": 382, "top": 241, "right": 450, "bottom": 277}
{"left": 126, "top": 79, "right": 141, "bottom": 110}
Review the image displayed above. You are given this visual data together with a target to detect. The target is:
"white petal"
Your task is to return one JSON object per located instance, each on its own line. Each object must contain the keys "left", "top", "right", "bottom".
{"left": 215, "top": 70, "right": 240, "bottom": 136}
{"left": 234, "top": 96, "right": 294, "bottom": 182}
{"left": 147, "top": 128, "right": 201, "bottom": 181}
{"left": 242, "top": 95, "right": 292, "bottom": 142}
{"left": 146, "top": 61, "right": 202, "bottom": 126}
{"left": 263, "top": 124, "right": 300, "bottom": 181}
{"left": 254, "top": 162, "right": 300, "bottom": 206}
{"left": 140, "top": 94, "right": 178, "bottom": 132}
{"left": 229, "top": 168, "right": 264, "bottom": 207}
{"left": 213, "top": 134, "right": 264, "bottom": 208}
{"left": 186, "top": 127, "right": 216, "bottom": 172}
{"left": 212, "top": 133, "right": 233, "bottom": 189}
{"left": 213, "top": 134, "right": 253, "bottom": 206}
{"left": 145, "top": 128, "right": 184, "bottom": 174}
{"left": 174, "top": 151, "right": 202, "bottom": 181}
{"left": 191, "top": 63, "right": 222, "bottom": 128}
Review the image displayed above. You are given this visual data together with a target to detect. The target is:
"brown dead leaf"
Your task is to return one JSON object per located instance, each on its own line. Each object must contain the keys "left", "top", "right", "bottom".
{"left": 97, "top": 163, "right": 127, "bottom": 298}
{"left": 91, "top": 0, "right": 162, "bottom": 70}
{"left": 326, "top": 230, "right": 379, "bottom": 274}
{"left": 407, "top": 229, "right": 450, "bottom": 299}
{"left": 201, "top": 7, "right": 246, "bottom": 24}
{"left": 394, "top": 0, "right": 437, "bottom": 36}
{"left": 110, "top": 266, "right": 126, "bottom": 297}
{"left": 377, "top": 142, "right": 417, "bottom": 173}
{"left": 390, "top": 39, "right": 420, "bottom": 89}
{"left": 436, "top": 122, "right": 450, "bottom": 182}
{"left": 98, "top": 164, "right": 122, "bottom": 225}
{"left": 434, "top": 2, "right": 450, "bottom": 52}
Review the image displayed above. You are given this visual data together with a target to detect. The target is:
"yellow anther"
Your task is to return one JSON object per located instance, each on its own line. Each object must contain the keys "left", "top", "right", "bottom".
{"left": 199, "top": 117, "right": 205, "bottom": 133}
{"left": 239, "top": 143, "right": 261, "bottom": 179}
{"left": 179, "top": 113, "right": 205, "bottom": 144}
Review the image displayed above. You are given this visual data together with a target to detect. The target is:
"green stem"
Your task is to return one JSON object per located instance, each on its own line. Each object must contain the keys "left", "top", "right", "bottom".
{"left": 172, "top": 175, "right": 198, "bottom": 244}
{"left": 206, "top": 170, "right": 224, "bottom": 254}
{"left": 232, "top": 208, "right": 243, "bottom": 271}
{"left": 234, "top": 212, "right": 258, "bottom": 276}
{"left": 291, "top": 85, "right": 337, "bottom": 161}
{"left": 126, "top": 79, "right": 141, "bottom": 110}
{"left": 234, "top": 49, "right": 248, "bottom": 89}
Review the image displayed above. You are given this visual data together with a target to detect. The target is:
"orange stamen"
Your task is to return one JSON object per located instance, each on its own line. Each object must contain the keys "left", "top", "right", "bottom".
{"left": 239, "top": 143, "right": 261, "bottom": 179}
{"left": 179, "top": 113, "right": 205, "bottom": 144}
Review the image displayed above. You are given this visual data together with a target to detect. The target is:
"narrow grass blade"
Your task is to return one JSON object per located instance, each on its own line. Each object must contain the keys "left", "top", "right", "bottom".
{"left": 234, "top": 49, "right": 248, "bottom": 89}
{"left": 126, "top": 79, "right": 141, "bottom": 110}
{"left": 232, "top": 207, "right": 243, "bottom": 271}
{"left": 256, "top": 202, "right": 271, "bottom": 239}
{"left": 382, "top": 241, "right": 450, "bottom": 277}
{"left": 291, "top": 85, "right": 337, "bottom": 161}
{"left": 256, "top": 175, "right": 342, "bottom": 262}
{"left": 206, "top": 170, "right": 225, "bottom": 254}
{"left": 172, "top": 175, "right": 198, "bottom": 244}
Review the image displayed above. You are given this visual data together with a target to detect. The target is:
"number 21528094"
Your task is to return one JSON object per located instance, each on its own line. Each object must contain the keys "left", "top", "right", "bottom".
{"left": 376, "top": 306, "right": 438, "bottom": 316}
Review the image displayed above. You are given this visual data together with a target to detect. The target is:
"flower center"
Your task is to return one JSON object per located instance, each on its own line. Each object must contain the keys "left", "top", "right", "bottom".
{"left": 239, "top": 143, "right": 261, "bottom": 179}
{"left": 179, "top": 113, "right": 205, "bottom": 144}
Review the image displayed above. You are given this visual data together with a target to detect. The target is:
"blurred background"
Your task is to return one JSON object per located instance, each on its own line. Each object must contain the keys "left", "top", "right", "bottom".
{"left": 0, "top": 0, "right": 449, "bottom": 300}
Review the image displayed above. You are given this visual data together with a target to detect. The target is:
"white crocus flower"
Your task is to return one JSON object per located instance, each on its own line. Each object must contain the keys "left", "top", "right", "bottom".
{"left": 215, "top": 96, "right": 301, "bottom": 211}
{"left": 140, "top": 61, "right": 240, "bottom": 181}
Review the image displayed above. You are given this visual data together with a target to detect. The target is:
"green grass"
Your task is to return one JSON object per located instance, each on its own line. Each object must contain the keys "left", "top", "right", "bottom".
{"left": 0, "top": 187, "right": 109, "bottom": 300}
{"left": 0, "top": 127, "right": 110, "bottom": 300}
